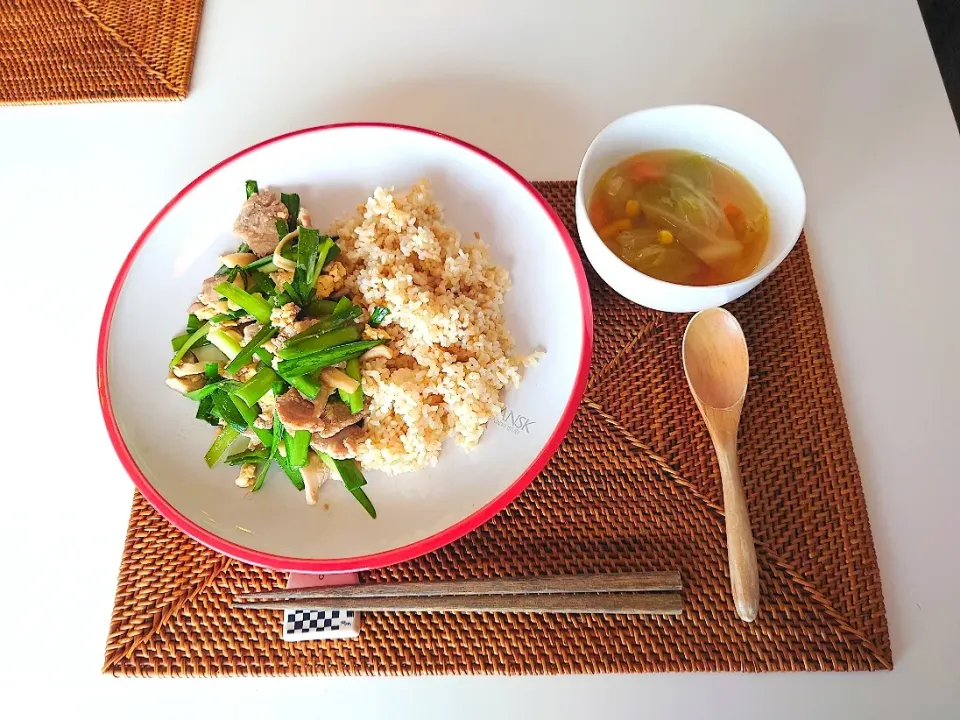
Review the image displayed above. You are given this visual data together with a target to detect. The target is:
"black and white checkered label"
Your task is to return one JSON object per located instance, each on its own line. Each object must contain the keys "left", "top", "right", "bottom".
{"left": 283, "top": 608, "right": 358, "bottom": 641}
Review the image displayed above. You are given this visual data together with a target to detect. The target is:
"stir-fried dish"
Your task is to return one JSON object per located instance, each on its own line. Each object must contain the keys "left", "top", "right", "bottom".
{"left": 588, "top": 150, "right": 769, "bottom": 286}
{"left": 167, "top": 182, "right": 385, "bottom": 517}
{"left": 167, "top": 180, "right": 539, "bottom": 518}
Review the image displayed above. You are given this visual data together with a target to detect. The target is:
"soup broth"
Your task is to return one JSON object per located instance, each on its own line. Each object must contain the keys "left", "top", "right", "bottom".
{"left": 588, "top": 150, "right": 769, "bottom": 286}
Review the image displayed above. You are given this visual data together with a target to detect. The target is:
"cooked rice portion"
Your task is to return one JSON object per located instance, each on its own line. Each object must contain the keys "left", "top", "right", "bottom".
{"left": 333, "top": 181, "right": 536, "bottom": 474}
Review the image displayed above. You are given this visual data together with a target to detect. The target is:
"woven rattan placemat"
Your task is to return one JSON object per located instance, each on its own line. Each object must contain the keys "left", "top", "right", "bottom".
{"left": 103, "top": 181, "right": 890, "bottom": 675}
{"left": 0, "top": 0, "right": 203, "bottom": 105}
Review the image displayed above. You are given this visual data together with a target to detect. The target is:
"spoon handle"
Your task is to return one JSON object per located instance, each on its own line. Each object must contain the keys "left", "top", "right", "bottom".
{"left": 716, "top": 445, "right": 759, "bottom": 622}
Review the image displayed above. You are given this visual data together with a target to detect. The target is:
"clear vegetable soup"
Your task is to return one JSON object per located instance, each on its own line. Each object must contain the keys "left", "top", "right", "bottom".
{"left": 588, "top": 150, "right": 769, "bottom": 286}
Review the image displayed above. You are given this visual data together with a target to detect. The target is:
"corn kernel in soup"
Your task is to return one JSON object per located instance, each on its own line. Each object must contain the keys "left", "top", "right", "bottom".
{"left": 588, "top": 150, "right": 769, "bottom": 286}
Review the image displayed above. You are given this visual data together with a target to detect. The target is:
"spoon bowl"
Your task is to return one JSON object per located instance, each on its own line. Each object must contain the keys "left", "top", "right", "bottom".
{"left": 682, "top": 309, "right": 749, "bottom": 410}
{"left": 682, "top": 308, "right": 759, "bottom": 622}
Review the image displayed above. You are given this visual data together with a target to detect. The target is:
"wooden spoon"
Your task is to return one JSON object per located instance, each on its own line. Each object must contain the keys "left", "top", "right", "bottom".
{"left": 682, "top": 307, "right": 759, "bottom": 622}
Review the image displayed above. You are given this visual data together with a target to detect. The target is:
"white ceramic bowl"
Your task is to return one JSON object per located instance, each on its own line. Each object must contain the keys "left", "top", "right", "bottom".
{"left": 99, "top": 123, "right": 592, "bottom": 573}
{"left": 575, "top": 105, "right": 806, "bottom": 312}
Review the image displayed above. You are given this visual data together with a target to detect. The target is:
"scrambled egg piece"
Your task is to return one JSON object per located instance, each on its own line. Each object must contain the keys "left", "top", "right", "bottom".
{"left": 270, "top": 302, "right": 299, "bottom": 330}
{"left": 235, "top": 464, "right": 257, "bottom": 488}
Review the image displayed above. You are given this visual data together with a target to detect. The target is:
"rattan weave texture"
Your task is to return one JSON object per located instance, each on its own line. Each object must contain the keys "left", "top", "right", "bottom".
{"left": 0, "top": 0, "right": 203, "bottom": 104}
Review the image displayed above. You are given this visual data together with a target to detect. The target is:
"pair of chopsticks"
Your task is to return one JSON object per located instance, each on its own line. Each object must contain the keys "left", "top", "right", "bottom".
{"left": 234, "top": 571, "right": 683, "bottom": 615}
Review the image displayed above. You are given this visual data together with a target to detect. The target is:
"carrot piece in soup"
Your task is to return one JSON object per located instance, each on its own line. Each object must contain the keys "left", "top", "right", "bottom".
{"left": 599, "top": 219, "right": 632, "bottom": 242}
{"left": 724, "top": 203, "right": 742, "bottom": 222}
{"left": 627, "top": 159, "right": 664, "bottom": 183}
{"left": 724, "top": 203, "right": 746, "bottom": 235}
{"left": 590, "top": 195, "right": 610, "bottom": 228}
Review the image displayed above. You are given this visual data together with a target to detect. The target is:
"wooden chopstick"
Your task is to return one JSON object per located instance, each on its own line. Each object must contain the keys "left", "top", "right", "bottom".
{"left": 236, "top": 591, "right": 683, "bottom": 615}
{"left": 235, "top": 571, "right": 681, "bottom": 603}
{"left": 233, "top": 572, "right": 683, "bottom": 615}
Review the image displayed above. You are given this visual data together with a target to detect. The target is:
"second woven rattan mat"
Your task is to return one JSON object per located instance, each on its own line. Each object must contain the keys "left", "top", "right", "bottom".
{"left": 0, "top": 0, "right": 203, "bottom": 105}
{"left": 104, "top": 181, "right": 890, "bottom": 675}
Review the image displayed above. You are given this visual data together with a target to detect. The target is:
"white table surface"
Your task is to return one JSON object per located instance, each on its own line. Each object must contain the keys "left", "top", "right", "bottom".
{"left": 2, "top": 0, "right": 958, "bottom": 716}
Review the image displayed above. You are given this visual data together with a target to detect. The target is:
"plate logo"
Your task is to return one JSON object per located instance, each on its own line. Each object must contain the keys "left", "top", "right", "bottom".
{"left": 493, "top": 409, "right": 537, "bottom": 435}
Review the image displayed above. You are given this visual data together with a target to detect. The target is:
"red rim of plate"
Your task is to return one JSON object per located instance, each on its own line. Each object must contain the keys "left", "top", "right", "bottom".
{"left": 97, "top": 122, "right": 594, "bottom": 573}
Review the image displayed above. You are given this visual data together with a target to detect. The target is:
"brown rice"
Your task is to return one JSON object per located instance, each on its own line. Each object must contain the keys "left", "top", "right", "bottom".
{"left": 333, "top": 180, "right": 540, "bottom": 474}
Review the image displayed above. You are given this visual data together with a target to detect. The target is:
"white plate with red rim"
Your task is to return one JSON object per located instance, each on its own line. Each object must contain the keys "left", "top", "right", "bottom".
{"left": 98, "top": 123, "right": 592, "bottom": 573}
